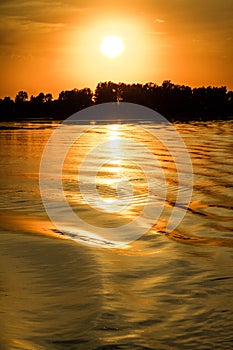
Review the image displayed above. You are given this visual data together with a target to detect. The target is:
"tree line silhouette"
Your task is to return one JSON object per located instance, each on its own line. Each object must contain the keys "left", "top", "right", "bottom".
{"left": 0, "top": 81, "right": 232, "bottom": 122}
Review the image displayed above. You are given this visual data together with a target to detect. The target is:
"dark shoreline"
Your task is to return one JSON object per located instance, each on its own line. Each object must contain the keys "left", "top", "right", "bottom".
{"left": 1, "top": 81, "right": 233, "bottom": 123}
{"left": 0, "top": 116, "right": 233, "bottom": 127}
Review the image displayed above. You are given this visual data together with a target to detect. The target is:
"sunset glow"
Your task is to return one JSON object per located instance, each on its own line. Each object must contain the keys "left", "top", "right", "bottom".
{"left": 0, "top": 0, "right": 232, "bottom": 98}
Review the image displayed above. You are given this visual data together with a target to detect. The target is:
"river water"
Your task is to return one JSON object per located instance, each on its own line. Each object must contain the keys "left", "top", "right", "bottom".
{"left": 0, "top": 120, "right": 233, "bottom": 350}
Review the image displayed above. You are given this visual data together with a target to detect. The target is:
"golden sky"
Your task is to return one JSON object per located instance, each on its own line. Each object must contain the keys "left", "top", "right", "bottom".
{"left": 0, "top": 0, "right": 233, "bottom": 98}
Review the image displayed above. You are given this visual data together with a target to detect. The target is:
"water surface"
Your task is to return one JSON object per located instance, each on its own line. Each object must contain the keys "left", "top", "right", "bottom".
{"left": 0, "top": 120, "right": 233, "bottom": 349}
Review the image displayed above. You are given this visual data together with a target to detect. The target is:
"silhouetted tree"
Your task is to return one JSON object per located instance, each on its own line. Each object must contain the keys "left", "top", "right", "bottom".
{"left": 192, "top": 86, "right": 228, "bottom": 120}
{"left": 45, "top": 93, "right": 53, "bottom": 102}
{"left": 14, "top": 91, "right": 29, "bottom": 117}
{"left": 58, "top": 88, "right": 93, "bottom": 116}
{"left": 227, "top": 91, "right": 233, "bottom": 117}
{"left": 0, "top": 97, "right": 15, "bottom": 120}
{"left": 120, "top": 83, "right": 145, "bottom": 105}
{"left": 94, "top": 82, "right": 120, "bottom": 103}
{"left": 0, "top": 82, "right": 232, "bottom": 121}
{"left": 15, "top": 91, "right": 28, "bottom": 103}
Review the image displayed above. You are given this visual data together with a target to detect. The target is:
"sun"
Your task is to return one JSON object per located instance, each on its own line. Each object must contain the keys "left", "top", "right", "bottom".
{"left": 100, "top": 35, "right": 125, "bottom": 58}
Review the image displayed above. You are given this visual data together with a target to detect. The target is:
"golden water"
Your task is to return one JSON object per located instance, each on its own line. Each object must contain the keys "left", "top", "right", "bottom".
{"left": 0, "top": 120, "right": 233, "bottom": 349}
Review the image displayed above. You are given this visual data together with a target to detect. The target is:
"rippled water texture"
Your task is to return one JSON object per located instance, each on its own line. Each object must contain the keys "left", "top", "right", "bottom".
{"left": 0, "top": 120, "right": 233, "bottom": 349}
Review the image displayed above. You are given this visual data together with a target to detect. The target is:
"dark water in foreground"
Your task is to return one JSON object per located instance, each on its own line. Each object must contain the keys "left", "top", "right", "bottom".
{"left": 0, "top": 120, "right": 233, "bottom": 350}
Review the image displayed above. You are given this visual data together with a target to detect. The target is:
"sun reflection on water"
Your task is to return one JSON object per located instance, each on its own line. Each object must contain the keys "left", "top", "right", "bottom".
{"left": 62, "top": 124, "right": 150, "bottom": 230}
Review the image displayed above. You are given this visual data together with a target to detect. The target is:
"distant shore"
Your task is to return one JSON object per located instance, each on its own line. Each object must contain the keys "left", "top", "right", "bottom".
{"left": 1, "top": 81, "right": 232, "bottom": 122}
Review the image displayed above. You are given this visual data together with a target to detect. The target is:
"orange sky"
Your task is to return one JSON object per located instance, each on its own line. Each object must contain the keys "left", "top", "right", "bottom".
{"left": 0, "top": 0, "right": 233, "bottom": 98}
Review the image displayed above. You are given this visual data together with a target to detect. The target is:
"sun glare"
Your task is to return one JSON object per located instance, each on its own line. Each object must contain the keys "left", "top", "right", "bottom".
{"left": 100, "top": 35, "right": 125, "bottom": 58}
{"left": 75, "top": 18, "right": 151, "bottom": 84}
